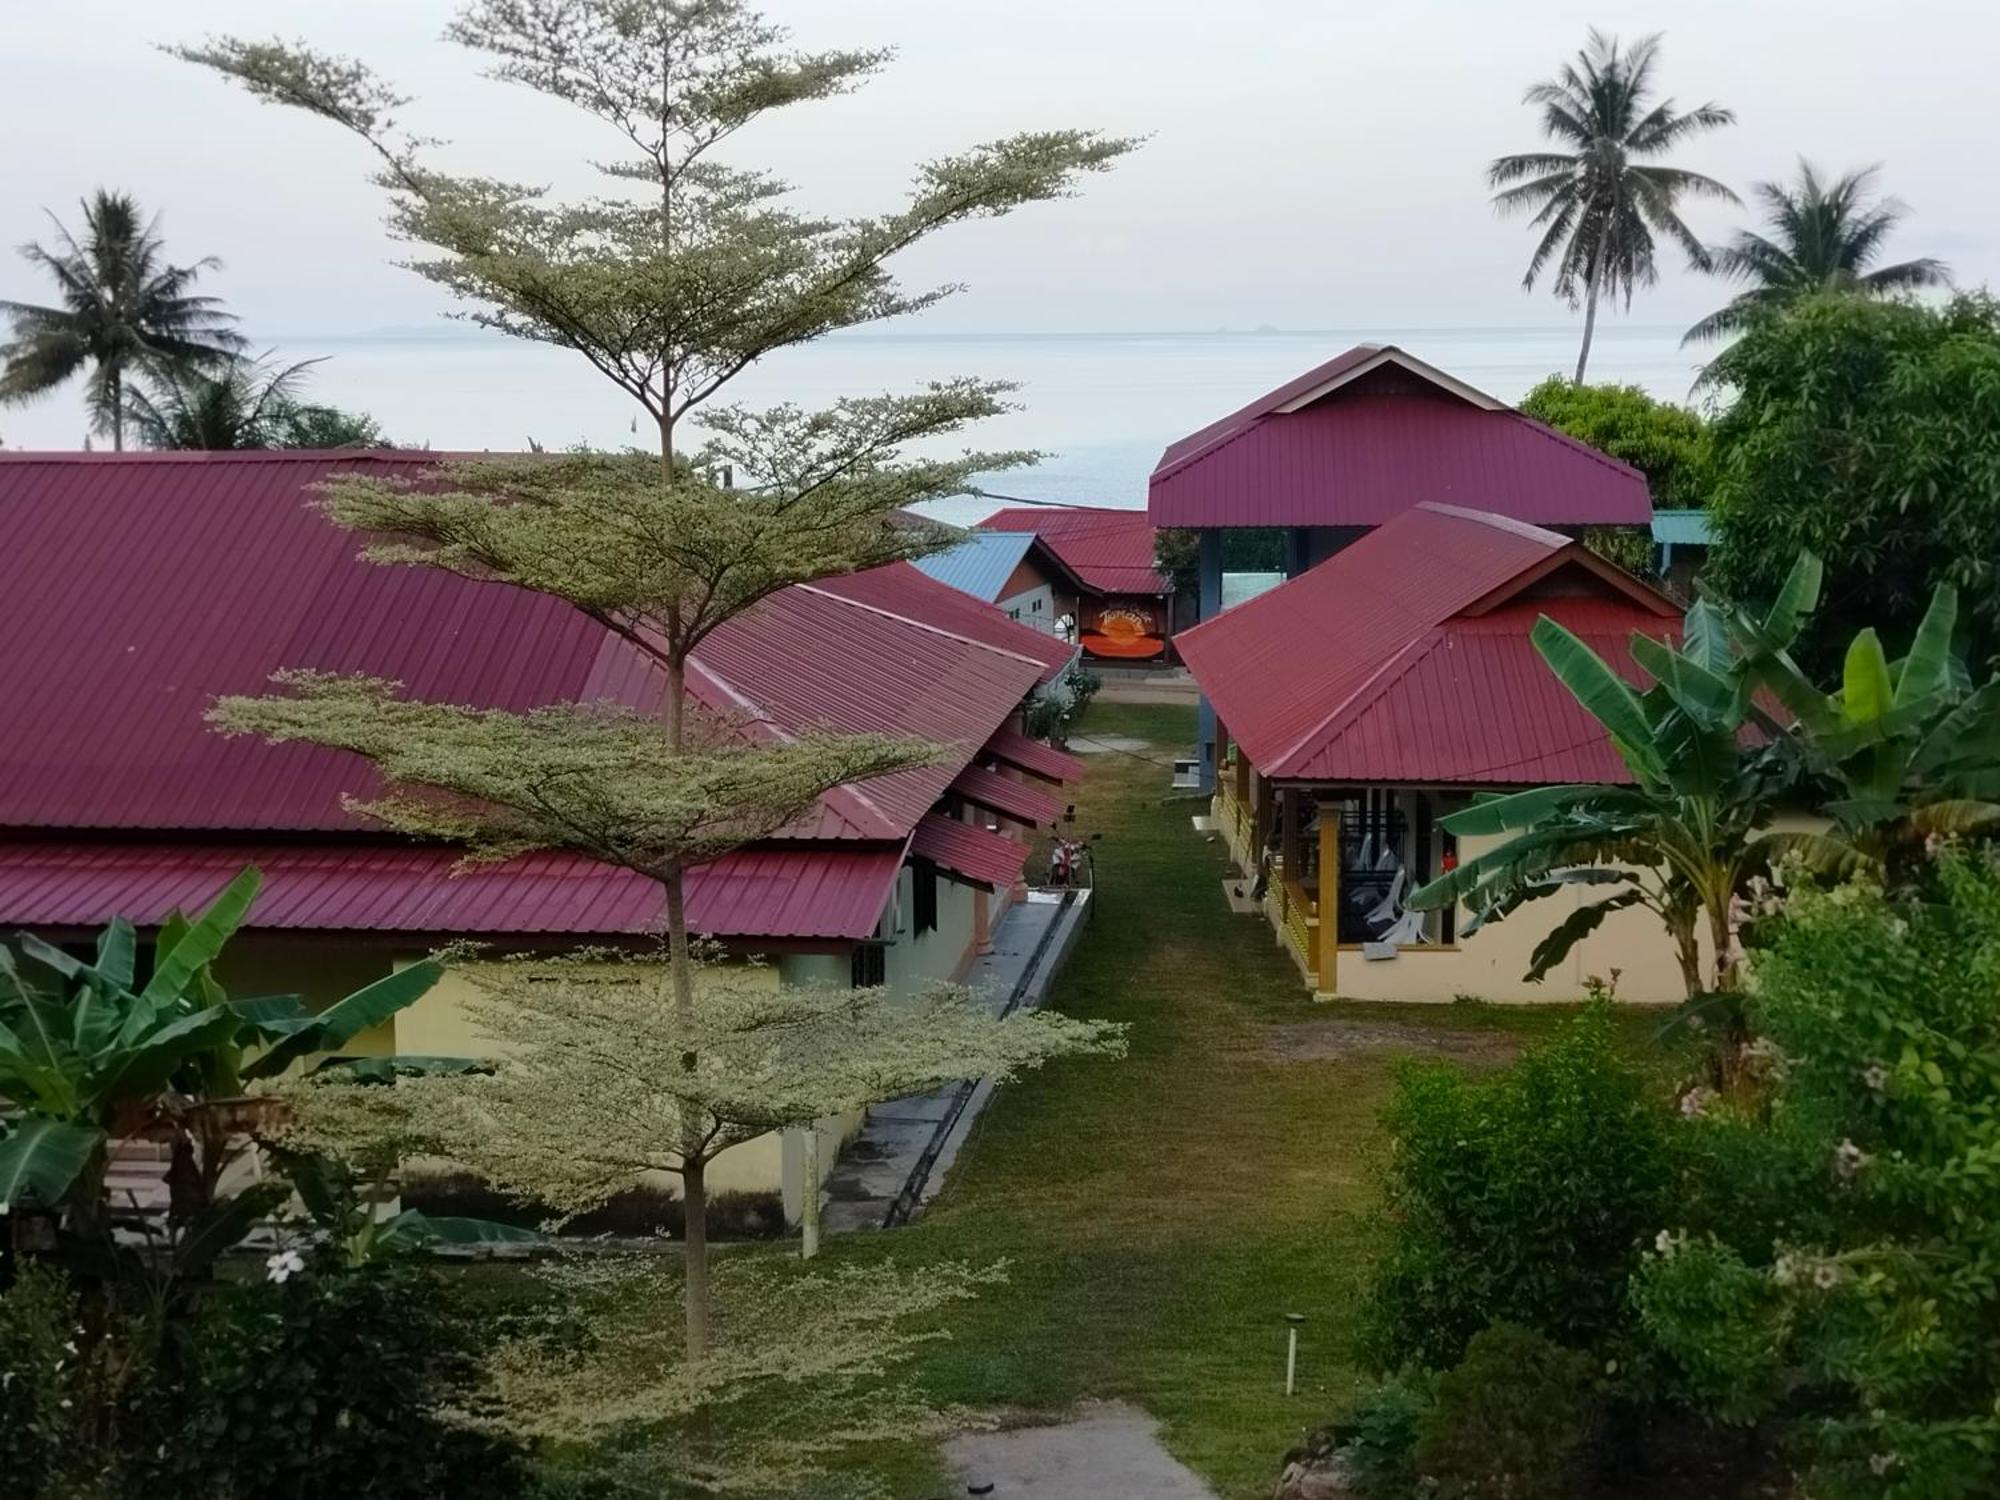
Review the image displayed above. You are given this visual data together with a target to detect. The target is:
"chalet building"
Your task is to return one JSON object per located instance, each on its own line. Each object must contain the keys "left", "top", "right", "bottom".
{"left": 978, "top": 505, "right": 1176, "bottom": 664}
{"left": 911, "top": 528, "right": 1086, "bottom": 645}
{"left": 0, "top": 451, "right": 1081, "bottom": 1211}
{"left": 1178, "top": 502, "right": 1692, "bottom": 1004}
{"left": 1149, "top": 345, "right": 1653, "bottom": 782}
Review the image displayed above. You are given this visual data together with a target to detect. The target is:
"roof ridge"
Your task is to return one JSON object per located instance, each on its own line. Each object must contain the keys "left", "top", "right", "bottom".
{"left": 0, "top": 449, "right": 442, "bottom": 464}
{"left": 1414, "top": 502, "right": 1569, "bottom": 547}
{"left": 795, "top": 579, "right": 1050, "bottom": 672}
{"left": 1268, "top": 631, "right": 1443, "bottom": 775}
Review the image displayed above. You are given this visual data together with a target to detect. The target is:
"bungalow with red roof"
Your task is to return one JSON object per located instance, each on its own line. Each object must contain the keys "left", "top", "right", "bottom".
{"left": 1177, "top": 503, "right": 1691, "bottom": 1003}
{"left": 1150, "top": 344, "right": 1653, "bottom": 784}
{"left": 977, "top": 505, "right": 1176, "bottom": 663}
{"left": 0, "top": 450, "right": 1083, "bottom": 1210}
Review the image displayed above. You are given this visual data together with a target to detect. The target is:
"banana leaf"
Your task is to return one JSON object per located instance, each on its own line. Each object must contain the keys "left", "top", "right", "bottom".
{"left": 0, "top": 1118, "right": 103, "bottom": 1209}
{"left": 242, "top": 960, "right": 444, "bottom": 1081}
{"left": 132, "top": 867, "right": 263, "bottom": 1023}
{"left": 1533, "top": 616, "right": 1665, "bottom": 781}
{"left": 1895, "top": 585, "right": 1960, "bottom": 707}
{"left": 1523, "top": 892, "right": 1644, "bottom": 983}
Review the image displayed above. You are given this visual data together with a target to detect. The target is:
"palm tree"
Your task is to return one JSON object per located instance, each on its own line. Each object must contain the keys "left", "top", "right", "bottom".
{"left": 125, "top": 354, "right": 315, "bottom": 450}
{"left": 1490, "top": 30, "right": 1737, "bottom": 381}
{"left": 0, "top": 191, "right": 243, "bottom": 449}
{"left": 1683, "top": 162, "right": 1950, "bottom": 343}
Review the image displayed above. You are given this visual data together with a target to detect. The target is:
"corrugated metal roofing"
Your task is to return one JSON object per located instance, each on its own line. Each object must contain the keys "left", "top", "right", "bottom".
{"left": 949, "top": 764, "right": 1067, "bottom": 826}
{"left": 1175, "top": 503, "right": 1679, "bottom": 785}
{"left": 813, "top": 562, "right": 1075, "bottom": 685}
{"left": 909, "top": 530, "right": 1038, "bottom": 602}
{"left": 910, "top": 815, "right": 1028, "bottom": 890}
{"left": 982, "top": 728, "right": 1084, "bottom": 785}
{"left": 1147, "top": 346, "right": 1650, "bottom": 529}
{"left": 1651, "top": 508, "right": 1712, "bottom": 547}
{"left": 976, "top": 506, "right": 1170, "bottom": 596}
{"left": 0, "top": 840, "right": 904, "bottom": 940}
{"left": 0, "top": 453, "right": 1064, "bottom": 942}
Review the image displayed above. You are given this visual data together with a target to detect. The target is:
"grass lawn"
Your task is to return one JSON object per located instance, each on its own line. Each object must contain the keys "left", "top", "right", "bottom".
{"left": 827, "top": 700, "right": 1651, "bottom": 1498}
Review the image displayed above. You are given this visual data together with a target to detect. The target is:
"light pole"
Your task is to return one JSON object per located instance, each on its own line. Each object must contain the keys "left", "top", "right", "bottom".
{"left": 1284, "top": 1312, "right": 1305, "bottom": 1396}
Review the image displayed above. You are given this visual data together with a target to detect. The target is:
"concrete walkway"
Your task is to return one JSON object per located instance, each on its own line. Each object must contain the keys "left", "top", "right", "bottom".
{"left": 944, "top": 1403, "right": 1222, "bottom": 1499}
{"left": 821, "top": 890, "right": 1091, "bottom": 1233}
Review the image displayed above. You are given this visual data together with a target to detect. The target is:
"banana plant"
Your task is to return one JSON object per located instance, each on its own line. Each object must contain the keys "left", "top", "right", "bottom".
{"left": 0, "top": 868, "right": 443, "bottom": 1224}
{"left": 1725, "top": 567, "right": 2000, "bottom": 864}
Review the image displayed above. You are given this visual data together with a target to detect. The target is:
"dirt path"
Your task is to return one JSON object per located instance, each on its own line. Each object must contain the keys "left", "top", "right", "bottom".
{"left": 945, "top": 1403, "right": 1222, "bottom": 1499}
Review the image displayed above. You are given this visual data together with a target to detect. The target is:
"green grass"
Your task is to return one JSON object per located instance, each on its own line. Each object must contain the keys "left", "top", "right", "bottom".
{"left": 823, "top": 701, "right": 1643, "bottom": 1498}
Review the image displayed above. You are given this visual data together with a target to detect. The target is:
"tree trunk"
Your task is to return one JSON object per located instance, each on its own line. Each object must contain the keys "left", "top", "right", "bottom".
{"left": 1574, "top": 266, "right": 1601, "bottom": 384}
{"left": 110, "top": 365, "right": 124, "bottom": 452}
{"left": 680, "top": 1152, "right": 710, "bottom": 1362}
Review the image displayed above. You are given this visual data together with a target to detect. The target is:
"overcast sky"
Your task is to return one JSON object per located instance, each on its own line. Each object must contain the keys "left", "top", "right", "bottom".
{"left": 6, "top": 0, "right": 1996, "bottom": 448}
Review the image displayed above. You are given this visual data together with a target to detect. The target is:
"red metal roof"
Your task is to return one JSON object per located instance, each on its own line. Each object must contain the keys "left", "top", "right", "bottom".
{"left": 813, "top": 562, "right": 1076, "bottom": 685}
{"left": 910, "top": 814, "right": 1028, "bottom": 890}
{"left": 976, "top": 506, "right": 1170, "bottom": 596}
{"left": 1175, "top": 503, "right": 1678, "bottom": 786}
{"left": 0, "top": 840, "right": 904, "bottom": 940}
{"left": 949, "top": 763, "right": 1067, "bottom": 826}
{"left": 1147, "top": 346, "right": 1649, "bottom": 529}
{"left": 982, "top": 728, "right": 1083, "bottom": 785}
{"left": 0, "top": 453, "right": 1060, "bottom": 942}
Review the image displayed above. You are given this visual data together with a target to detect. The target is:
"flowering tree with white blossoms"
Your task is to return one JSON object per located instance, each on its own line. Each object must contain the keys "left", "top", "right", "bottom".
{"left": 1633, "top": 849, "right": 2000, "bottom": 1499}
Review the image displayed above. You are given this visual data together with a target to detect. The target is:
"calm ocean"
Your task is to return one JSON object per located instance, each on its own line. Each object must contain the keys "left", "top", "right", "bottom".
{"left": 7, "top": 324, "right": 1707, "bottom": 524}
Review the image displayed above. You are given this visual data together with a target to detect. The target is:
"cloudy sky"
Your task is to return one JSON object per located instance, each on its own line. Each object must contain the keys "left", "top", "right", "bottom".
{"left": 5, "top": 0, "right": 1995, "bottom": 453}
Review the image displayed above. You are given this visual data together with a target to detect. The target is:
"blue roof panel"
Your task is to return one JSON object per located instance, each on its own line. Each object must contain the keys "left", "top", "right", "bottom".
{"left": 1651, "top": 509, "right": 1712, "bottom": 547}
{"left": 910, "top": 531, "right": 1039, "bottom": 603}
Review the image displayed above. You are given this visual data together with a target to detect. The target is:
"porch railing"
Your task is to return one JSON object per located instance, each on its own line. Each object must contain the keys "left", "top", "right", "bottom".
{"left": 1276, "top": 874, "right": 1319, "bottom": 977}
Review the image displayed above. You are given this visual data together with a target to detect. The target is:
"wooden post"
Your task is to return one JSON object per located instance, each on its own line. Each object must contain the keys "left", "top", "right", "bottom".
{"left": 1317, "top": 799, "right": 1340, "bottom": 995}
{"left": 1279, "top": 786, "right": 1299, "bottom": 877}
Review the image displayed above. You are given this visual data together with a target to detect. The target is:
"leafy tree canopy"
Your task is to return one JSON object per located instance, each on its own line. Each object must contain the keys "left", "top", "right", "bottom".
{"left": 1518, "top": 376, "right": 1715, "bottom": 511}
{"left": 1703, "top": 292, "right": 2000, "bottom": 670}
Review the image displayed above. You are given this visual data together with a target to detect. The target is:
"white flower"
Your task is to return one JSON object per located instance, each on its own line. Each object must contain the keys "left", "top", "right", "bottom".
{"left": 1833, "top": 1139, "right": 1870, "bottom": 1182}
{"left": 1812, "top": 1262, "right": 1842, "bottom": 1291}
{"left": 1861, "top": 1064, "right": 1889, "bottom": 1093}
{"left": 1772, "top": 1252, "right": 1802, "bottom": 1287}
{"left": 1870, "top": 1452, "right": 1900, "bottom": 1476}
{"left": 265, "top": 1249, "right": 306, "bottom": 1284}
{"left": 1653, "top": 1229, "right": 1687, "bottom": 1258}
{"left": 1678, "top": 1086, "right": 1716, "bottom": 1118}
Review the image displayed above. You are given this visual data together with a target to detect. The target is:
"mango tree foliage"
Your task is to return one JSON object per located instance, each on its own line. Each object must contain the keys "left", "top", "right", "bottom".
{"left": 1702, "top": 292, "right": 2000, "bottom": 671}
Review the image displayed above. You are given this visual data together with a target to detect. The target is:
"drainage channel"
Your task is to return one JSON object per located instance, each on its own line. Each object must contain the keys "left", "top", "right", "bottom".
{"left": 879, "top": 888, "right": 1079, "bottom": 1229}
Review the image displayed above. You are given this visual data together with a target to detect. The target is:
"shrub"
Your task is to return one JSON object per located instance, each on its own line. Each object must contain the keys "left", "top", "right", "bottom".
{"left": 1413, "top": 1324, "right": 1603, "bottom": 1500}
{"left": 1331, "top": 1372, "right": 1438, "bottom": 1499}
{"left": 156, "top": 1261, "right": 528, "bottom": 1499}
{"left": 1365, "top": 1006, "right": 1672, "bottom": 1369}
{"left": 1632, "top": 850, "right": 2000, "bottom": 1498}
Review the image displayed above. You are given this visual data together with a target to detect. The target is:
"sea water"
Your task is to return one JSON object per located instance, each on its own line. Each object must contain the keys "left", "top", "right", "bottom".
{"left": 3, "top": 324, "right": 1708, "bottom": 523}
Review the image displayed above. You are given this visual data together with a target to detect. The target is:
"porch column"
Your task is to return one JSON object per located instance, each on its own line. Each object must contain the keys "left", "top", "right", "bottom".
{"left": 1195, "top": 527, "right": 1224, "bottom": 790}
{"left": 1284, "top": 526, "right": 1311, "bottom": 579}
{"left": 1316, "top": 797, "right": 1341, "bottom": 994}
{"left": 1279, "top": 786, "right": 1299, "bottom": 877}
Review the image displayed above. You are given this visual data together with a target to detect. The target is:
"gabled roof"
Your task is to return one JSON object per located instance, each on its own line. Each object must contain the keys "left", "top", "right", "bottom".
{"left": 975, "top": 504, "right": 1169, "bottom": 596}
{"left": 0, "top": 452, "right": 1076, "bottom": 940}
{"left": 910, "top": 530, "right": 1039, "bottom": 602}
{"left": 1175, "top": 503, "right": 1679, "bottom": 786}
{"left": 815, "top": 558, "right": 1075, "bottom": 684}
{"left": 1147, "top": 344, "right": 1650, "bottom": 529}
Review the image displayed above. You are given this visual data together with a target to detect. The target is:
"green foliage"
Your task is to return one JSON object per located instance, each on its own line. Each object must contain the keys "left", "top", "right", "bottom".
{"left": 0, "top": 1264, "right": 153, "bottom": 1499}
{"left": 1488, "top": 30, "right": 1735, "bottom": 379}
{"left": 125, "top": 352, "right": 391, "bottom": 450}
{"left": 1704, "top": 292, "right": 2000, "bottom": 670}
{"left": 1412, "top": 1324, "right": 1604, "bottom": 1500}
{"left": 1519, "top": 376, "right": 1716, "bottom": 511}
{"left": 158, "top": 1261, "right": 528, "bottom": 1499}
{"left": 1329, "top": 1373, "right": 1439, "bottom": 1499}
{"left": 1686, "top": 162, "right": 1949, "bottom": 344}
{"left": 1632, "top": 850, "right": 2000, "bottom": 1496}
{"left": 1023, "top": 660, "right": 1102, "bottom": 743}
{"left": 1366, "top": 1007, "right": 1672, "bottom": 1369}
{"left": 0, "top": 190, "right": 243, "bottom": 448}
